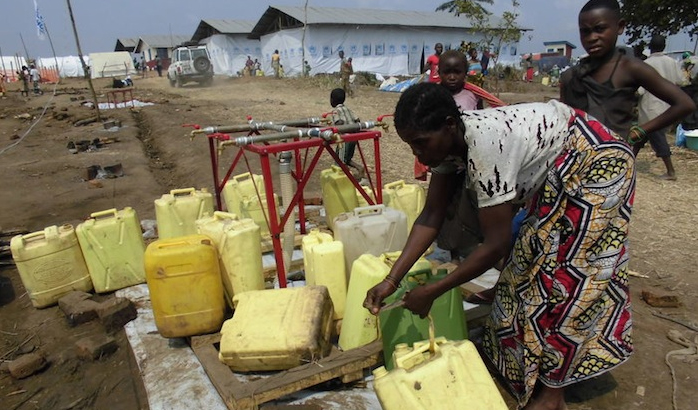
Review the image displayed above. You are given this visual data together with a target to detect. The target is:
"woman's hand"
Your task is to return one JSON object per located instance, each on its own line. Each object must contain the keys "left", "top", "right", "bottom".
{"left": 363, "top": 281, "right": 398, "bottom": 315}
{"left": 403, "top": 285, "right": 437, "bottom": 319}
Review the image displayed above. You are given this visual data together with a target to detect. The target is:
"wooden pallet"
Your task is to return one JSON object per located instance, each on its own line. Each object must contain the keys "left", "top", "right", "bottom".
{"left": 190, "top": 334, "right": 382, "bottom": 410}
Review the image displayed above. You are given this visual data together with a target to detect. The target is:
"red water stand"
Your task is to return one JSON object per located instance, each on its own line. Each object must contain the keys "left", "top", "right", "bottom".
{"left": 201, "top": 130, "right": 383, "bottom": 288}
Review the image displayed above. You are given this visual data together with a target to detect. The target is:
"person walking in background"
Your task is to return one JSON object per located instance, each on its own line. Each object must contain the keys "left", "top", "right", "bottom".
{"left": 329, "top": 88, "right": 362, "bottom": 176}
{"left": 29, "top": 64, "right": 42, "bottom": 95}
{"left": 467, "top": 48, "right": 482, "bottom": 75}
{"left": 140, "top": 56, "right": 147, "bottom": 78}
{"left": 524, "top": 55, "right": 534, "bottom": 82}
{"left": 244, "top": 56, "right": 254, "bottom": 77}
{"left": 415, "top": 42, "right": 444, "bottom": 180}
{"left": 424, "top": 42, "right": 443, "bottom": 83}
{"left": 480, "top": 48, "right": 490, "bottom": 75}
{"left": 0, "top": 72, "right": 6, "bottom": 96}
{"left": 340, "top": 51, "right": 353, "bottom": 97}
{"left": 636, "top": 34, "right": 686, "bottom": 180}
{"left": 560, "top": 0, "right": 693, "bottom": 152}
{"left": 271, "top": 50, "right": 281, "bottom": 78}
{"left": 303, "top": 60, "right": 311, "bottom": 77}
{"left": 155, "top": 56, "right": 162, "bottom": 77}
{"left": 18, "top": 66, "right": 30, "bottom": 96}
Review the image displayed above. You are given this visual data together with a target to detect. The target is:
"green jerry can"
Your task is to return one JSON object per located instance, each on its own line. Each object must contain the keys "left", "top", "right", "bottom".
{"left": 379, "top": 268, "right": 468, "bottom": 370}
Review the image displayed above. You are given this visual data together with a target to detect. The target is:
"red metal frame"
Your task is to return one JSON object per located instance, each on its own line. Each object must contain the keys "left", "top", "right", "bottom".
{"left": 203, "top": 131, "right": 383, "bottom": 288}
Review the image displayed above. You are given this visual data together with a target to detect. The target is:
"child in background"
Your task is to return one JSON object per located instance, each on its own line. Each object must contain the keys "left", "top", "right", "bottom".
{"left": 329, "top": 88, "right": 362, "bottom": 177}
{"left": 434, "top": 50, "right": 481, "bottom": 263}
{"left": 560, "top": 0, "right": 693, "bottom": 143}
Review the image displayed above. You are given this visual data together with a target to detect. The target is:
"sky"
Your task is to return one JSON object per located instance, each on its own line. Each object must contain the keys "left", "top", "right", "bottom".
{"left": 0, "top": 0, "right": 695, "bottom": 61}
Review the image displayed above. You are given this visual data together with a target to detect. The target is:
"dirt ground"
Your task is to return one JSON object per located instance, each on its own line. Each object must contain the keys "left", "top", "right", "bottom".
{"left": 1, "top": 74, "right": 697, "bottom": 410}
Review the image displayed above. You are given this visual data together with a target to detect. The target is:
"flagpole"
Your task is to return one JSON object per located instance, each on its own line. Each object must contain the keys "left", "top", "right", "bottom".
{"left": 43, "top": 23, "right": 61, "bottom": 83}
{"left": 19, "top": 33, "right": 30, "bottom": 63}
{"left": 65, "top": 0, "right": 101, "bottom": 122}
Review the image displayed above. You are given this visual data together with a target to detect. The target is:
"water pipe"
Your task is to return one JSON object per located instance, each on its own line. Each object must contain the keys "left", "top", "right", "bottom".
{"left": 278, "top": 151, "right": 295, "bottom": 279}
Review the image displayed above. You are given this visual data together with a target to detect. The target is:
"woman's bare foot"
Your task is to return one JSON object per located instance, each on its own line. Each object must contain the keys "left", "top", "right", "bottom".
{"left": 524, "top": 386, "right": 568, "bottom": 410}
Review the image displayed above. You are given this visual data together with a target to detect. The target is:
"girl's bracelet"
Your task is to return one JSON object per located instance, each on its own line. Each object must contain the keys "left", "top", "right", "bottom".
{"left": 628, "top": 125, "right": 647, "bottom": 145}
{"left": 383, "top": 275, "right": 401, "bottom": 289}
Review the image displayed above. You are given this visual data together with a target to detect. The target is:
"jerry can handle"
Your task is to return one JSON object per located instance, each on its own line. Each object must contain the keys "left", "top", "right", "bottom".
{"left": 232, "top": 172, "right": 253, "bottom": 182}
{"left": 90, "top": 208, "right": 118, "bottom": 219}
{"left": 354, "top": 204, "right": 385, "bottom": 217}
{"left": 330, "top": 164, "right": 343, "bottom": 173}
{"left": 213, "top": 211, "right": 238, "bottom": 220}
{"left": 394, "top": 315, "right": 440, "bottom": 369}
{"left": 170, "top": 187, "right": 196, "bottom": 196}
{"left": 19, "top": 229, "right": 50, "bottom": 243}
{"left": 402, "top": 268, "right": 433, "bottom": 286}
{"left": 384, "top": 180, "right": 405, "bottom": 190}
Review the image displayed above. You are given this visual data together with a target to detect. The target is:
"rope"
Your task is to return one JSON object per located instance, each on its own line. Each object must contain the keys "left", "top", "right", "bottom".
{"left": 0, "top": 81, "right": 59, "bottom": 156}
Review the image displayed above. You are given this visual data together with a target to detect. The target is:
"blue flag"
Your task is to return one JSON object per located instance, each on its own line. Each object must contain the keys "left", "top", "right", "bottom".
{"left": 34, "top": 0, "right": 46, "bottom": 40}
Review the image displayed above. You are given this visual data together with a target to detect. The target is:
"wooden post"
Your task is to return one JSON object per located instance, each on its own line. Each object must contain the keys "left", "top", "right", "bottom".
{"left": 66, "top": 0, "right": 101, "bottom": 122}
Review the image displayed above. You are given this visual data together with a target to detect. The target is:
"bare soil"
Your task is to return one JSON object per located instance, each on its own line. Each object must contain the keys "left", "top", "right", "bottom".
{"left": 1, "top": 75, "right": 697, "bottom": 410}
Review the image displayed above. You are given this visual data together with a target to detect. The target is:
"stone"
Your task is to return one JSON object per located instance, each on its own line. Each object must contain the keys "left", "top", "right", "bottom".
{"left": 75, "top": 335, "right": 118, "bottom": 360}
{"left": 97, "top": 297, "right": 137, "bottom": 334}
{"left": 8, "top": 353, "right": 48, "bottom": 379}
{"left": 58, "top": 291, "right": 100, "bottom": 326}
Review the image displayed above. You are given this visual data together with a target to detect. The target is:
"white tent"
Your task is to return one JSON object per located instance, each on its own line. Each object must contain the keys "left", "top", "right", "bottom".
{"left": 203, "top": 34, "right": 262, "bottom": 77}
{"left": 192, "top": 20, "right": 261, "bottom": 77}
{"left": 88, "top": 51, "right": 136, "bottom": 79}
{"left": 37, "top": 56, "right": 88, "bottom": 78}
{"left": 250, "top": 6, "right": 527, "bottom": 77}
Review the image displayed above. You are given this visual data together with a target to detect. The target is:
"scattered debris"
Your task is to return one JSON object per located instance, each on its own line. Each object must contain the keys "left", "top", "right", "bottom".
{"left": 635, "top": 385, "right": 645, "bottom": 397}
{"left": 13, "top": 113, "right": 32, "bottom": 121}
{"left": 665, "top": 330, "right": 698, "bottom": 410}
{"left": 73, "top": 116, "right": 99, "bottom": 127}
{"left": 628, "top": 269, "right": 650, "bottom": 278}
{"left": 640, "top": 290, "right": 681, "bottom": 308}
{"left": 85, "top": 163, "right": 124, "bottom": 180}
{"left": 140, "top": 219, "right": 157, "bottom": 240}
{"left": 651, "top": 311, "right": 698, "bottom": 332}
{"left": 88, "top": 180, "right": 103, "bottom": 189}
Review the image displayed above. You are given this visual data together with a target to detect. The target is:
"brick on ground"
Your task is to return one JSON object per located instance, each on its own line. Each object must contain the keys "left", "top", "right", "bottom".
{"left": 8, "top": 353, "right": 48, "bottom": 379}
{"left": 96, "top": 297, "right": 137, "bottom": 334}
{"left": 58, "top": 291, "right": 101, "bottom": 326}
{"left": 75, "top": 335, "right": 118, "bottom": 360}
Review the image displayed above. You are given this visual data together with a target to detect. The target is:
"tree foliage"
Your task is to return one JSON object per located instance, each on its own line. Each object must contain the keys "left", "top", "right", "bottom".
{"left": 436, "top": 0, "right": 494, "bottom": 16}
{"left": 437, "top": 0, "right": 522, "bottom": 65}
{"left": 620, "top": 0, "right": 698, "bottom": 43}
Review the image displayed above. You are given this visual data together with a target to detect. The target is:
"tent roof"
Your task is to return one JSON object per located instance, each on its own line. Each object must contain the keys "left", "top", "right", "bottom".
{"left": 192, "top": 19, "right": 256, "bottom": 42}
{"left": 115, "top": 38, "right": 138, "bottom": 52}
{"left": 249, "top": 5, "right": 530, "bottom": 39}
{"left": 136, "top": 35, "right": 191, "bottom": 51}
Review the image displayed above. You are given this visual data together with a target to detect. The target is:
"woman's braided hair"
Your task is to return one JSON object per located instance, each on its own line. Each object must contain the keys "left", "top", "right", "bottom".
{"left": 393, "top": 82, "right": 460, "bottom": 135}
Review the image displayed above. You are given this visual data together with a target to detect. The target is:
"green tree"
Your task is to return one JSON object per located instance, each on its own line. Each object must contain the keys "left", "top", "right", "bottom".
{"left": 436, "top": 0, "right": 494, "bottom": 16}
{"left": 620, "top": 0, "right": 698, "bottom": 43}
{"left": 438, "top": 0, "right": 524, "bottom": 91}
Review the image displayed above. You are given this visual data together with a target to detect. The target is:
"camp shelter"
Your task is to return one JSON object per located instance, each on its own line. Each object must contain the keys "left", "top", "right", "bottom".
{"left": 249, "top": 5, "right": 526, "bottom": 77}
{"left": 115, "top": 38, "right": 138, "bottom": 53}
{"left": 191, "top": 20, "right": 261, "bottom": 77}
{"left": 37, "top": 56, "right": 87, "bottom": 78}
{"left": 135, "top": 35, "right": 190, "bottom": 69}
{"left": 88, "top": 51, "right": 136, "bottom": 79}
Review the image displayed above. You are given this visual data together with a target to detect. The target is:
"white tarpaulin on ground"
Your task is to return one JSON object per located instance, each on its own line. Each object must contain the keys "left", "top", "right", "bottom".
{"left": 203, "top": 34, "right": 263, "bottom": 77}
{"left": 259, "top": 25, "right": 518, "bottom": 78}
{"left": 88, "top": 51, "right": 137, "bottom": 79}
{"left": 37, "top": 56, "right": 87, "bottom": 78}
